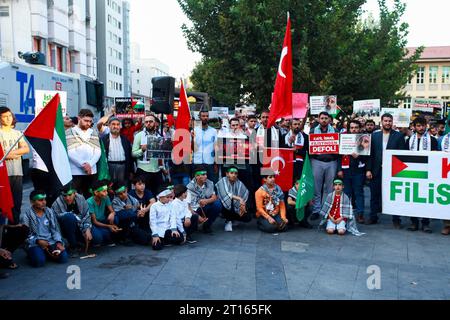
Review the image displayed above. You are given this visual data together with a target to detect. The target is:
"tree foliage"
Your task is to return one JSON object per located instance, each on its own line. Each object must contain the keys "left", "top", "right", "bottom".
{"left": 178, "top": 0, "right": 422, "bottom": 110}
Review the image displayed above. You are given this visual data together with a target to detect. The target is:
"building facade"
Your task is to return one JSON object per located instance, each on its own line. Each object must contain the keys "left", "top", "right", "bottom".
{"left": 402, "top": 46, "right": 450, "bottom": 108}
{"left": 0, "top": 0, "right": 97, "bottom": 77}
{"left": 96, "top": 0, "right": 130, "bottom": 106}
{"left": 131, "top": 42, "right": 170, "bottom": 107}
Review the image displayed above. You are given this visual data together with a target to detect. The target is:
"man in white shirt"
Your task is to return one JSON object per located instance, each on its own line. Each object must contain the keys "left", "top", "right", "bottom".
{"left": 66, "top": 109, "right": 101, "bottom": 198}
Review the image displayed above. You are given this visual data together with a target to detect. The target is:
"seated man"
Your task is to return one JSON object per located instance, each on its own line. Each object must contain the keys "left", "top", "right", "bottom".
{"left": 172, "top": 184, "right": 201, "bottom": 243}
{"left": 87, "top": 180, "right": 122, "bottom": 246}
{"left": 112, "top": 182, "right": 152, "bottom": 245}
{"left": 255, "top": 172, "right": 288, "bottom": 233}
{"left": 0, "top": 215, "right": 28, "bottom": 273}
{"left": 150, "top": 185, "right": 183, "bottom": 250}
{"left": 52, "top": 185, "right": 101, "bottom": 255}
{"left": 318, "top": 179, "right": 364, "bottom": 236}
{"left": 20, "top": 190, "right": 68, "bottom": 267}
{"left": 216, "top": 166, "right": 251, "bottom": 232}
{"left": 186, "top": 165, "right": 222, "bottom": 234}
{"left": 128, "top": 176, "right": 156, "bottom": 234}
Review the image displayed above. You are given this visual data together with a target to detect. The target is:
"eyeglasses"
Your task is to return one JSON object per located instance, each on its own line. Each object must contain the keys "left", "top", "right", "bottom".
{"left": 145, "top": 120, "right": 154, "bottom": 123}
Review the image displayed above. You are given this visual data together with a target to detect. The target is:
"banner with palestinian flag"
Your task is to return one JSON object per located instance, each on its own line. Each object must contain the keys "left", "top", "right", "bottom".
{"left": 383, "top": 150, "right": 450, "bottom": 219}
{"left": 24, "top": 94, "right": 72, "bottom": 194}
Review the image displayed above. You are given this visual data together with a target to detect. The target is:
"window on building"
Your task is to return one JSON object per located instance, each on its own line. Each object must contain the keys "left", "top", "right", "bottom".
{"left": 118, "top": 22, "right": 121, "bottom": 30}
{"left": 428, "top": 96, "right": 437, "bottom": 99}
{"left": 137, "top": 79, "right": 139, "bottom": 84}
{"left": 137, "top": 69, "right": 140, "bottom": 73}
{"left": 403, "top": 97, "right": 411, "bottom": 108}
{"left": 429, "top": 66, "right": 438, "bottom": 84}
{"left": 118, "top": 37, "right": 121, "bottom": 45}
{"left": 119, "top": 68, "right": 122, "bottom": 76}
{"left": 32, "top": 37, "right": 42, "bottom": 52}
{"left": 441, "top": 96, "right": 450, "bottom": 101}
{"left": 407, "top": 74, "right": 413, "bottom": 84}
{"left": 0, "top": 6, "right": 10, "bottom": 17}
{"left": 442, "top": 66, "right": 450, "bottom": 84}
{"left": 119, "top": 83, "right": 122, "bottom": 91}
{"left": 416, "top": 67, "right": 424, "bottom": 84}
{"left": 118, "top": 6, "right": 121, "bottom": 14}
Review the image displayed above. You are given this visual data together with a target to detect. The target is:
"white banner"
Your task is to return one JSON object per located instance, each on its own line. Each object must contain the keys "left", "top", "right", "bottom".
{"left": 382, "top": 150, "right": 450, "bottom": 219}
{"left": 353, "top": 99, "right": 380, "bottom": 117}
{"left": 381, "top": 108, "right": 412, "bottom": 128}
{"left": 309, "top": 95, "right": 338, "bottom": 116}
{"left": 35, "top": 90, "right": 67, "bottom": 116}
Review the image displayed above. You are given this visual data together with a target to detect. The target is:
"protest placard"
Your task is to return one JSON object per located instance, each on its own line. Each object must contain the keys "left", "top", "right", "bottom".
{"left": 309, "top": 133, "right": 340, "bottom": 155}
{"left": 412, "top": 98, "right": 443, "bottom": 118}
{"left": 309, "top": 95, "right": 338, "bottom": 117}
{"left": 339, "top": 134, "right": 371, "bottom": 155}
{"left": 381, "top": 108, "right": 412, "bottom": 128}
{"left": 292, "top": 93, "right": 309, "bottom": 119}
{"left": 141, "top": 134, "right": 172, "bottom": 160}
{"left": 35, "top": 90, "right": 67, "bottom": 116}
{"left": 115, "top": 97, "right": 145, "bottom": 119}
{"left": 212, "top": 107, "right": 230, "bottom": 119}
{"left": 216, "top": 132, "right": 249, "bottom": 165}
{"left": 353, "top": 99, "right": 380, "bottom": 117}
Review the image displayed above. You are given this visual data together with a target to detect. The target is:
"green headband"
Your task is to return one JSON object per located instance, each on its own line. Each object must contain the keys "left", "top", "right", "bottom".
{"left": 94, "top": 185, "right": 108, "bottom": 193}
{"left": 115, "top": 186, "right": 127, "bottom": 193}
{"left": 32, "top": 194, "right": 46, "bottom": 201}
{"left": 62, "top": 189, "right": 76, "bottom": 196}
{"left": 195, "top": 170, "right": 207, "bottom": 176}
{"left": 227, "top": 168, "right": 238, "bottom": 173}
{"left": 333, "top": 179, "right": 343, "bottom": 185}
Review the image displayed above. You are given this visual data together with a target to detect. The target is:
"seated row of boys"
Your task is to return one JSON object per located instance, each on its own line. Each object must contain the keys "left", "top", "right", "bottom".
{"left": 16, "top": 165, "right": 357, "bottom": 267}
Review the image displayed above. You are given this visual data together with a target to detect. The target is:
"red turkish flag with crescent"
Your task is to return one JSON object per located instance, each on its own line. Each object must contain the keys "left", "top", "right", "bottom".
{"left": 267, "top": 14, "right": 293, "bottom": 128}
{"left": 262, "top": 148, "right": 294, "bottom": 191}
{"left": 0, "top": 144, "right": 14, "bottom": 222}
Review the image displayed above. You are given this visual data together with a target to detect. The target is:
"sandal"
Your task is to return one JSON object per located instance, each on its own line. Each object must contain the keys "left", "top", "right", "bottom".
{"left": 7, "top": 262, "right": 18, "bottom": 270}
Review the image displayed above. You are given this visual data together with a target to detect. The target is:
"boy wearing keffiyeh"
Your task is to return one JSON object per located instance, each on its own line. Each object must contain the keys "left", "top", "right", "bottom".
{"left": 320, "top": 179, "right": 351, "bottom": 235}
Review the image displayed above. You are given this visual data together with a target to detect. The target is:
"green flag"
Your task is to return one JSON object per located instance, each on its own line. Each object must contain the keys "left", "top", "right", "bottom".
{"left": 295, "top": 153, "right": 314, "bottom": 221}
{"left": 445, "top": 121, "right": 450, "bottom": 135}
{"left": 97, "top": 139, "right": 111, "bottom": 181}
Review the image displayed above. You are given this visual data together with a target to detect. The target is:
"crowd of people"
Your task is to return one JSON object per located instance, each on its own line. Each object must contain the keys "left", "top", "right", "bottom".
{"left": 0, "top": 104, "right": 450, "bottom": 277}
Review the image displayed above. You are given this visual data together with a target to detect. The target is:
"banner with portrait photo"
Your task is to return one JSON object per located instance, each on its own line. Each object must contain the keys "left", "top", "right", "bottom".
{"left": 141, "top": 134, "right": 172, "bottom": 160}
{"left": 216, "top": 132, "right": 249, "bottom": 165}
{"left": 381, "top": 108, "right": 412, "bottom": 128}
{"left": 309, "top": 95, "right": 338, "bottom": 117}
{"left": 353, "top": 99, "right": 380, "bottom": 117}
{"left": 339, "top": 134, "right": 371, "bottom": 156}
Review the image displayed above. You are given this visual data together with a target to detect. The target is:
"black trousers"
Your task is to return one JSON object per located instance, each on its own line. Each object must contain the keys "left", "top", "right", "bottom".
{"left": 152, "top": 229, "right": 184, "bottom": 251}
{"left": 8, "top": 176, "right": 22, "bottom": 224}
{"left": 31, "top": 169, "right": 57, "bottom": 206}
{"left": 222, "top": 207, "right": 252, "bottom": 223}
{"left": 72, "top": 174, "right": 97, "bottom": 199}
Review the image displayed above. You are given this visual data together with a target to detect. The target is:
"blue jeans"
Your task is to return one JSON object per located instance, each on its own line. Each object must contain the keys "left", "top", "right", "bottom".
{"left": 257, "top": 215, "right": 287, "bottom": 233}
{"left": 91, "top": 216, "right": 120, "bottom": 245}
{"left": 343, "top": 171, "right": 365, "bottom": 215}
{"left": 27, "top": 244, "right": 69, "bottom": 268}
{"left": 58, "top": 213, "right": 102, "bottom": 248}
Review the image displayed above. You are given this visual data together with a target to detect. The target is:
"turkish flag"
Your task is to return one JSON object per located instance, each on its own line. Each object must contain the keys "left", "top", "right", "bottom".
{"left": 0, "top": 144, "right": 14, "bottom": 222}
{"left": 262, "top": 148, "right": 294, "bottom": 191}
{"left": 172, "top": 80, "right": 192, "bottom": 164}
{"left": 167, "top": 114, "right": 175, "bottom": 128}
{"left": 267, "top": 14, "right": 293, "bottom": 128}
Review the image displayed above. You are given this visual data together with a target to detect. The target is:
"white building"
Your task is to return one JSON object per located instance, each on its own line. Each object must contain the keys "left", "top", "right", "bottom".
{"left": 0, "top": 0, "right": 97, "bottom": 77}
{"left": 96, "top": 0, "right": 130, "bottom": 106}
{"left": 131, "top": 42, "right": 170, "bottom": 106}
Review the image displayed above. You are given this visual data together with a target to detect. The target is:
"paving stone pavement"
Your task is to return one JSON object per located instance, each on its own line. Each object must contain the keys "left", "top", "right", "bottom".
{"left": 1, "top": 182, "right": 449, "bottom": 300}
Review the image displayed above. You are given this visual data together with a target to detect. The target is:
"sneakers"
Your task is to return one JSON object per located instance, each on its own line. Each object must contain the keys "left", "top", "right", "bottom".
{"left": 224, "top": 221, "right": 233, "bottom": 232}
{"left": 407, "top": 224, "right": 419, "bottom": 231}
{"left": 186, "top": 235, "right": 197, "bottom": 244}
{"left": 422, "top": 225, "right": 432, "bottom": 233}
{"left": 393, "top": 221, "right": 402, "bottom": 229}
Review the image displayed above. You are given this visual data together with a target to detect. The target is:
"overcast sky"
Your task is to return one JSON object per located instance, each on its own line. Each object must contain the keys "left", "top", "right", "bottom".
{"left": 128, "top": 0, "right": 449, "bottom": 79}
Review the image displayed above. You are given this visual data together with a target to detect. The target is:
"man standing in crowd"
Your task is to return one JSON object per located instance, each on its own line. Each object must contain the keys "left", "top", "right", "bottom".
{"left": 438, "top": 119, "right": 450, "bottom": 235}
{"left": 365, "top": 119, "right": 376, "bottom": 134}
{"left": 337, "top": 120, "right": 367, "bottom": 223}
{"left": 309, "top": 112, "right": 339, "bottom": 220}
{"left": 66, "top": 109, "right": 101, "bottom": 198}
{"left": 216, "top": 166, "right": 251, "bottom": 232}
{"left": 285, "top": 118, "right": 309, "bottom": 182}
{"left": 132, "top": 114, "right": 163, "bottom": 195}
{"left": 366, "top": 113, "right": 407, "bottom": 227}
{"left": 101, "top": 117, "right": 133, "bottom": 185}
{"left": 405, "top": 116, "right": 438, "bottom": 232}
{"left": 186, "top": 165, "right": 222, "bottom": 234}
{"left": 192, "top": 110, "right": 218, "bottom": 184}
{"left": 0, "top": 107, "right": 30, "bottom": 224}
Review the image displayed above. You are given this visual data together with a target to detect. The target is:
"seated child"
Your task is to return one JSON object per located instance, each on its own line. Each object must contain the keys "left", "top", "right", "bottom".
{"left": 172, "top": 184, "right": 202, "bottom": 244}
{"left": 319, "top": 179, "right": 352, "bottom": 235}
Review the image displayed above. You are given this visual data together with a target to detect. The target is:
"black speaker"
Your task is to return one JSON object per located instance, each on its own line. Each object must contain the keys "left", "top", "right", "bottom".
{"left": 151, "top": 76, "right": 175, "bottom": 114}
{"left": 86, "top": 80, "right": 104, "bottom": 110}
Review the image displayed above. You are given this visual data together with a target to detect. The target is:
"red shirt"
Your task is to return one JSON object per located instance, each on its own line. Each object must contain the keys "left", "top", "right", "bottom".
{"left": 329, "top": 194, "right": 341, "bottom": 220}
{"left": 120, "top": 122, "right": 142, "bottom": 144}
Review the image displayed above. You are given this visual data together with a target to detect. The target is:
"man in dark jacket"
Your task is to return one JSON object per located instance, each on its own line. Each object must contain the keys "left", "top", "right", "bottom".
{"left": 366, "top": 113, "right": 407, "bottom": 227}
{"left": 337, "top": 120, "right": 368, "bottom": 223}
{"left": 101, "top": 117, "right": 134, "bottom": 185}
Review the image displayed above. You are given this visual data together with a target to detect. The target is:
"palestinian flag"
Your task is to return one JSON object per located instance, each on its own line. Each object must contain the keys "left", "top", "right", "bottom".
{"left": 24, "top": 94, "right": 72, "bottom": 194}
{"left": 392, "top": 155, "right": 428, "bottom": 179}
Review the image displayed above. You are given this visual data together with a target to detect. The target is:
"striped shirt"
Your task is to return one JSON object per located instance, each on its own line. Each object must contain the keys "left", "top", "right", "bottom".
{"left": 108, "top": 134, "right": 126, "bottom": 162}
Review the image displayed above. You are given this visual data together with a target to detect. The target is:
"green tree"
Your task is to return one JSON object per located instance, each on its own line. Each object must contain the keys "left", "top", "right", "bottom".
{"left": 179, "top": 0, "right": 422, "bottom": 110}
